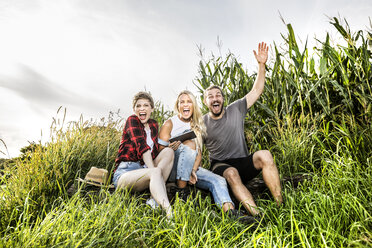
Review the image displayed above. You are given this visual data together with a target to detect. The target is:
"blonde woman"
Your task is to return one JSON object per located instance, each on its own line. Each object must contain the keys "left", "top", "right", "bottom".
{"left": 159, "top": 90, "right": 253, "bottom": 222}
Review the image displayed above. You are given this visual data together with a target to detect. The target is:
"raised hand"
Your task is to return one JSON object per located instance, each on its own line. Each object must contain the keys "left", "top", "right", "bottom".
{"left": 253, "top": 42, "right": 269, "bottom": 65}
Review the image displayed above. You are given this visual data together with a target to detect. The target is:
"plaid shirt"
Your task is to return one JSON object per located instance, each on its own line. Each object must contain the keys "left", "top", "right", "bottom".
{"left": 114, "top": 115, "right": 159, "bottom": 171}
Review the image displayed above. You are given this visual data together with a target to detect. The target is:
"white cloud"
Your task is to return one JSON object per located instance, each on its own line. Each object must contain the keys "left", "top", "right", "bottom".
{"left": 0, "top": 0, "right": 371, "bottom": 158}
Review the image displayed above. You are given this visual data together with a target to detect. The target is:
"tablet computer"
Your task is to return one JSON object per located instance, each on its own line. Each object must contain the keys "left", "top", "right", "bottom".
{"left": 169, "top": 130, "right": 196, "bottom": 143}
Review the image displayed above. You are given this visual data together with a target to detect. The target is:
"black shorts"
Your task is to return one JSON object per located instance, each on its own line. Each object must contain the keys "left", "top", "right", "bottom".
{"left": 211, "top": 153, "right": 261, "bottom": 184}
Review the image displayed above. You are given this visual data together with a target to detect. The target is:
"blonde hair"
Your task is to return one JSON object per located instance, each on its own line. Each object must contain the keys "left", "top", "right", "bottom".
{"left": 174, "top": 90, "right": 206, "bottom": 149}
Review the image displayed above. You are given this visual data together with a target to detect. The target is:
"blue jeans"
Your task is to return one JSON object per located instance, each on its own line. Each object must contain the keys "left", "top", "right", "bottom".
{"left": 195, "top": 167, "right": 234, "bottom": 208}
{"left": 112, "top": 161, "right": 145, "bottom": 188}
{"left": 169, "top": 144, "right": 233, "bottom": 208}
{"left": 169, "top": 144, "right": 196, "bottom": 182}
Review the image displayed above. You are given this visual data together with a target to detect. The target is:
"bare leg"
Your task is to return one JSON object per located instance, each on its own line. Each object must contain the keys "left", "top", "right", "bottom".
{"left": 223, "top": 167, "right": 260, "bottom": 215}
{"left": 253, "top": 150, "right": 283, "bottom": 205}
{"left": 117, "top": 167, "right": 172, "bottom": 216}
{"left": 154, "top": 147, "right": 174, "bottom": 182}
{"left": 177, "top": 180, "right": 188, "bottom": 188}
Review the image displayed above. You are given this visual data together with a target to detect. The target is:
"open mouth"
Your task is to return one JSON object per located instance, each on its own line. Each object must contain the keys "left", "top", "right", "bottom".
{"left": 139, "top": 112, "right": 147, "bottom": 121}
{"left": 212, "top": 102, "right": 221, "bottom": 112}
{"left": 182, "top": 108, "right": 190, "bottom": 116}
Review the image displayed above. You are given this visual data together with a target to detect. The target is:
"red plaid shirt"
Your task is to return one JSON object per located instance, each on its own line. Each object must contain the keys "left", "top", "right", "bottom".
{"left": 114, "top": 115, "right": 159, "bottom": 171}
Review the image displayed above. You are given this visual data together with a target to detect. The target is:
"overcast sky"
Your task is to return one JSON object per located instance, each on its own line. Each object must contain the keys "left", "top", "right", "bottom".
{"left": 0, "top": 0, "right": 371, "bottom": 158}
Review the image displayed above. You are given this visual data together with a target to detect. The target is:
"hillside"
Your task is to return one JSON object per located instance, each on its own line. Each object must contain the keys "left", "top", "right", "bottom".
{"left": 0, "top": 17, "right": 371, "bottom": 247}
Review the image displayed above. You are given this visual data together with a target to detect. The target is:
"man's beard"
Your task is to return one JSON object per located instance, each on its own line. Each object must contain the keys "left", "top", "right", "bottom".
{"left": 210, "top": 101, "right": 224, "bottom": 117}
{"left": 211, "top": 109, "right": 223, "bottom": 117}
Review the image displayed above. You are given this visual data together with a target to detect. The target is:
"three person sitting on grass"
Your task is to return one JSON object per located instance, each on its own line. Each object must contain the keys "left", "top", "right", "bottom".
{"left": 112, "top": 42, "right": 283, "bottom": 221}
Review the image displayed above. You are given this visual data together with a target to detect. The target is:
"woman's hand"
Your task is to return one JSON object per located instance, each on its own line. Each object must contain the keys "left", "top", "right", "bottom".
{"left": 169, "top": 141, "right": 181, "bottom": 151}
{"left": 189, "top": 170, "right": 198, "bottom": 184}
{"left": 142, "top": 150, "right": 155, "bottom": 168}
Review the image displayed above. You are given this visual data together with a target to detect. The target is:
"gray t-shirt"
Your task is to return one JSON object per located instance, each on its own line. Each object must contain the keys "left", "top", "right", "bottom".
{"left": 203, "top": 97, "right": 249, "bottom": 161}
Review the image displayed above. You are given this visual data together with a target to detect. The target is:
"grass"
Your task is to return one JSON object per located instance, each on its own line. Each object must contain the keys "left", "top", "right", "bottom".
{"left": 1, "top": 151, "right": 370, "bottom": 247}
{"left": 1, "top": 17, "right": 371, "bottom": 247}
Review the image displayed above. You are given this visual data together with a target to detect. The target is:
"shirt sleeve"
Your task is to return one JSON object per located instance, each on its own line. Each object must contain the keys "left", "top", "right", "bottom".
{"left": 125, "top": 115, "right": 150, "bottom": 158}
{"left": 228, "top": 97, "right": 248, "bottom": 117}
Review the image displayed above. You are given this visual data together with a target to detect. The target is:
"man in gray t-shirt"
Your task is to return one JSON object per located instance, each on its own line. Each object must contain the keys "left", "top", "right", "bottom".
{"left": 203, "top": 42, "right": 283, "bottom": 216}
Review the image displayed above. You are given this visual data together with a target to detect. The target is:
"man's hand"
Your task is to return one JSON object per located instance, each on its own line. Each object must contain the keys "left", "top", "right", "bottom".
{"left": 253, "top": 42, "right": 268, "bottom": 65}
{"left": 245, "top": 42, "right": 268, "bottom": 109}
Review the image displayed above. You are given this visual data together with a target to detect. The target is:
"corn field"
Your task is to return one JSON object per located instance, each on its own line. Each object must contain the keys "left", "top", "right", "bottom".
{"left": 0, "top": 17, "right": 371, "bottom": 247}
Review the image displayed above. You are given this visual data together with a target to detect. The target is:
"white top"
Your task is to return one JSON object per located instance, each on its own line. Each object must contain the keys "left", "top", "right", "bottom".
{"left": 169, "top": 115, "right": 199, "bottom": 151}
{"left": 145, "top": 128, "right": 154, "bottom": 152}
{"left": 170, "top": 115, "right": 191, "bottom": 137}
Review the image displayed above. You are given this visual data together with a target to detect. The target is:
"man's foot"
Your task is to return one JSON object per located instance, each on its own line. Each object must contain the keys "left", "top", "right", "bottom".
{"left": 226, "top": 209, "right": 261, "bottom": 226}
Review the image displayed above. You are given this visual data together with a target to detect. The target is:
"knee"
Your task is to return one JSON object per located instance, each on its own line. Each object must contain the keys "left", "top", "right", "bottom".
{"left": 150, "top": 167, "right": 163, "bottom": 178}
{"left": 223, "top": 167, "right": 241, "bottom": 185}
{"left": 254, "top": 150, "right": 274, "bottom": 168}
{"left": 162, "top": 147, "right": 175, "bottom": 160}
{"left": 214, "top": 175, "right": 228, "bottom": 188}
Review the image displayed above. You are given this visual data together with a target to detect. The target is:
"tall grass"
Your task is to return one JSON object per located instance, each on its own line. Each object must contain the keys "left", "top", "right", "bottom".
{"left": 1, "top": 153, "right": 370, "bottom": 247}
{"left": 1, "top": 17, "right": 371, "bottom": 247}
{"left": 193, "top": 16, "right": 371, "bottom": 247}
{"left": 0, "top": 108, "right": 122, "bottom": 231}
{"left": 195, "top": 17, "right": 371, "bottom": 166}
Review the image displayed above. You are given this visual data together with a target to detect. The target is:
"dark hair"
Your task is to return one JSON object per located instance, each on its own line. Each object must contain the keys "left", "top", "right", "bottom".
{"left": 204, "top": 85, "right": 225, "bottom": 98}
{"left": 132, "top": 91, "right": 154, "bottom": 109}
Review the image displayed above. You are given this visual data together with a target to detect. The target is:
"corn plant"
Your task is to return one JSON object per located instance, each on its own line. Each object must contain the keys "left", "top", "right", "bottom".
{"left": 194, "top": 17, "right": 371, "bottom": 164}
{"left": 1, "top": 17, "right": 371, "bottom": 247}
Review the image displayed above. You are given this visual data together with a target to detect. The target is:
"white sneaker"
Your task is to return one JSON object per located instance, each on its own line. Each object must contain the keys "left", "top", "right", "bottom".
{"left": 146, "top": 197, "right": 159, "bottom": 209}
{"left": 165, "top": 206, "right": 174, "bottom": 220}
